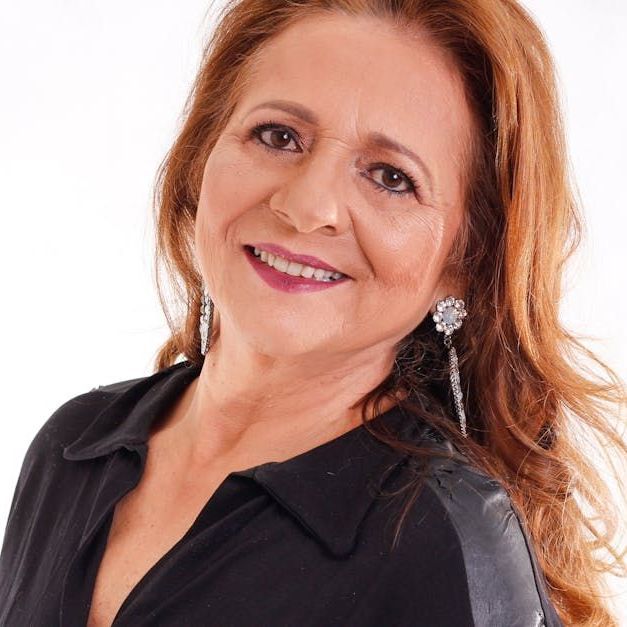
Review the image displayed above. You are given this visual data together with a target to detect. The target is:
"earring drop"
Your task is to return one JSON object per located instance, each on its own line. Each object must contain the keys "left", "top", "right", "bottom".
{"left": 199, "top": 284, "right": 213, "bottom": 356}
{"left": 433, "top": 296, "right": 468, "bottom": 438}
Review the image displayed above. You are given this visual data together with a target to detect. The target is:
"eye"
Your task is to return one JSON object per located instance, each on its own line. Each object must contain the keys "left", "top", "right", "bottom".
{"left": 249, "top": 121, "right": 302, "bottom": 154}
{"left": 248, "top": 120, "right": 421, "bottom": 199}
{"left": 365, "top": 164, "right": 420, "bottom": 198}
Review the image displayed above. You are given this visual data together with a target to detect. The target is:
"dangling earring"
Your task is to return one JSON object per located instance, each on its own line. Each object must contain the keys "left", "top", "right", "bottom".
{"left": 432, "top": 296, "right": 468, "bottom": 437}
{"left": 199, "top": 284, "right": 213, "bottom": 356}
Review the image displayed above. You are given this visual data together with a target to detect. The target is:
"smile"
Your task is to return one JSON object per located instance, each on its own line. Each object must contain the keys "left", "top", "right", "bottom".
{"left": 250, "top": 246, "right": 346, "bottom": 282}
{"left": 243, "top": 246, "right": 351, "bottom": 294}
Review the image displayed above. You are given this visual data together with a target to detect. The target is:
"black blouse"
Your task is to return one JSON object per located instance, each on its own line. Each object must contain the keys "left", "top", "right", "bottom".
{"left": 0, "top": 359, "right": 562, "bottom": 626}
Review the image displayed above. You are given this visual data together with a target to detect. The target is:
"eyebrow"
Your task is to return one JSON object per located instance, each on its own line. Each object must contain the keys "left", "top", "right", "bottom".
{"left": 246, "top": 99, "right": 435, "bottom": 196}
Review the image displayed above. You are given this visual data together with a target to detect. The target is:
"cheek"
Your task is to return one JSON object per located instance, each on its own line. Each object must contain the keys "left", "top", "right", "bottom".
{"left": 196, "top": 138, "right": 274, "bottom": 230}
{"left": 194, "top": 152, "right": 235, "bottom": 268}
{"left": 370, "top": 212, "right": 452, "bottom": 292}
{"left": 196, "top": 147, "right": 244, "bottom": 233}
{"left": 211, "top": 131, "right": 275, "bottom": 194}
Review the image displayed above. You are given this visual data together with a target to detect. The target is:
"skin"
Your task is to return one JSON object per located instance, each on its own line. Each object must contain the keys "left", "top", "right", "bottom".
{"left": 86, "top": 17, "right": 475, "bottom": 623}
{"left": 153, "top": 12, "right": 475, "bottom": 478}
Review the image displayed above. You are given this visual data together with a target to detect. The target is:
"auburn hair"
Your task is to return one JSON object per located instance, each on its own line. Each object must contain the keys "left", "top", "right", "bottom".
{"left": 151, "top": 1, "right": 627, "bottom": 623}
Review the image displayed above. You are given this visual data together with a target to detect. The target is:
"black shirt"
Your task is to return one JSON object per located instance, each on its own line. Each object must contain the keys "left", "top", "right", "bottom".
{"left": 0, "top": 359, "right": 562, "bottom": 626}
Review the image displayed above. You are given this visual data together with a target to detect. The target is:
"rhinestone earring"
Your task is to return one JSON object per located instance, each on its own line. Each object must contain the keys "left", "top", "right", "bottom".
{"left": 199, "top": 284, "right": 213, "bottom": 356}
{"left": 432, "top": 296, "right": 468, "bottom": 437}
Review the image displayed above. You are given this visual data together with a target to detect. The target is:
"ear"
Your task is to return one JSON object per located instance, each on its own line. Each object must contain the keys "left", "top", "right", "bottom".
{"left": 429, "top": 275, "right": 465, "bottom": 315}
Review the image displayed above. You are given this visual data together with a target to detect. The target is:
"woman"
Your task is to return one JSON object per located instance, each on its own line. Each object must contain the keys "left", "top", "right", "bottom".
{"left": 1, "top": 0, "right": 625, "bottom": 625}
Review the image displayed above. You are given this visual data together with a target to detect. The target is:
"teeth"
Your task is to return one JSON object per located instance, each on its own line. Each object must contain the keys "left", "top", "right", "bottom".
{"left": 252, "top": 247, "right": 345, "bottom": 281}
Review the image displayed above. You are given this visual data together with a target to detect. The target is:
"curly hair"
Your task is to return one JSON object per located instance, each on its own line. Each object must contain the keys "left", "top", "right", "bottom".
{"left": 150, "top": 1, "right": 627, "bottom": 623}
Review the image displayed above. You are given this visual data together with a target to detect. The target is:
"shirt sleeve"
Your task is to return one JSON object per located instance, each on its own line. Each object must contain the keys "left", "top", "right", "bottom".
{"left": 425, "top": 460, "right": 564, "bottom": 627}
{"left": 0, "top": 390, "right": 106, "bottom": 609}
{"left": 0, "top": 415, "right": 52, "bottom": 606}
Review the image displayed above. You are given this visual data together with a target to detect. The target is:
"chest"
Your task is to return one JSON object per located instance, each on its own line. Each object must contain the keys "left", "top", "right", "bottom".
{"left": 85, "top": 473, "right": 227, "bottom": 627}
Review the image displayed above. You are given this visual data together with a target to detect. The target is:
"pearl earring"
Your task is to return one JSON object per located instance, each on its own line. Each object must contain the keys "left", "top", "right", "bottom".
{"left": 432, "top": 296, "right": 468, "bottom": 438}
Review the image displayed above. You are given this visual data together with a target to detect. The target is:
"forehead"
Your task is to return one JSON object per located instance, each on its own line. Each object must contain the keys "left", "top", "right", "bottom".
{"left": 234, "top": 12, "right": 473, "bottom": 203}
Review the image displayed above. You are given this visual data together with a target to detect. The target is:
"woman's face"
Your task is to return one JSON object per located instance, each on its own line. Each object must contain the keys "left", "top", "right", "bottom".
{"left": 195, "top": 12, "right": 474, "bottom": 361}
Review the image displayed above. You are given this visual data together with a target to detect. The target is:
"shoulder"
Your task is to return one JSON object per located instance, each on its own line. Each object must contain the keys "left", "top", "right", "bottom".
{"left": 0, "top": 372, "right": 152, "bottom": 588}
{"left": 1, "top": 372, "right": 152, "bottom": 537}
{"left": 412, "top": 442, "right": 561, "bottom": 626}
{"left": 19, "top": 360, "right": 199, "bottom": 466}
{"left": 24, "top": 374, "right": 147, "bottom": 461}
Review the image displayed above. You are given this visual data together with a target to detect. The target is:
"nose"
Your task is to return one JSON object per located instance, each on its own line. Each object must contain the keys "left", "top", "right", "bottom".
{"left": 268, "top": 144, "right": 352, "bottom": 235}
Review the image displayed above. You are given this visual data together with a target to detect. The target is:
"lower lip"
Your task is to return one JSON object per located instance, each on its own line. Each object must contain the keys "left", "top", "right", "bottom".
{"left": 243, "top": 247, "right": 351, "bottom": 293}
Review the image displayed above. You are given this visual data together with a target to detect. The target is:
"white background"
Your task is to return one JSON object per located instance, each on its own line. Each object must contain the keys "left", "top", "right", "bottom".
{"left": 0, "top": 0, "right": 625, "bottom": 620}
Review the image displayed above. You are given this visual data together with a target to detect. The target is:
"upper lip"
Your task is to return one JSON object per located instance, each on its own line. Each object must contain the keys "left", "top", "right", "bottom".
{"left": 247, "top": 242, "right": 349, "bottom": 276}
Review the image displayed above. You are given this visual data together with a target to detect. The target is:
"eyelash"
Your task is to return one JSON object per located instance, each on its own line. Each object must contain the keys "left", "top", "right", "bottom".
{"left": 248, "top": 120, "right": 421, "bottom": 199}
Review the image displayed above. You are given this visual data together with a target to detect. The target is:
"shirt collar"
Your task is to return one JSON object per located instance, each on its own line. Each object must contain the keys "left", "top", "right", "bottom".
{"left": 63, "top": 360, "right": 430, "bottom": 557}
{"left": 63, "top": 360, "right": 199, "bottom": 461}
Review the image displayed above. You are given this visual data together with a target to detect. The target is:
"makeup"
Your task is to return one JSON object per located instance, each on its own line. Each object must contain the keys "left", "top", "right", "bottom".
{"left": 243, "top": 246, "right": 351, "bottom": 293}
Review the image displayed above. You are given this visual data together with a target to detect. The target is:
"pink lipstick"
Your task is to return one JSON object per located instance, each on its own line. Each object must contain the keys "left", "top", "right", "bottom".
{"left": 247, "top": 242, "right": 345, "bottom": 274}
{"left": 243, "top": 245, "right": 351, "bottom": 293}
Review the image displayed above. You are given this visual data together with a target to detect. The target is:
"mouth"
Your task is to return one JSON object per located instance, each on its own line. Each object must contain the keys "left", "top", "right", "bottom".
{"left": 242, "top": 245, "right": 352, "bottom": 281}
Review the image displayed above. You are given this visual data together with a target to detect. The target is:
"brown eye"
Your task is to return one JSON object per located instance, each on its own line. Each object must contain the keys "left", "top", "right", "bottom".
{"left": 250, "top": 122, "right": 301, "bottom": 153}
{"left": 264, "top": 129, "right": 293, "bottom": 149}
{"left": 367, "top": 163, "right": 419, "bottom": 197}
{"left": 379, "top": 168, "right": 410, "bottom": 192}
